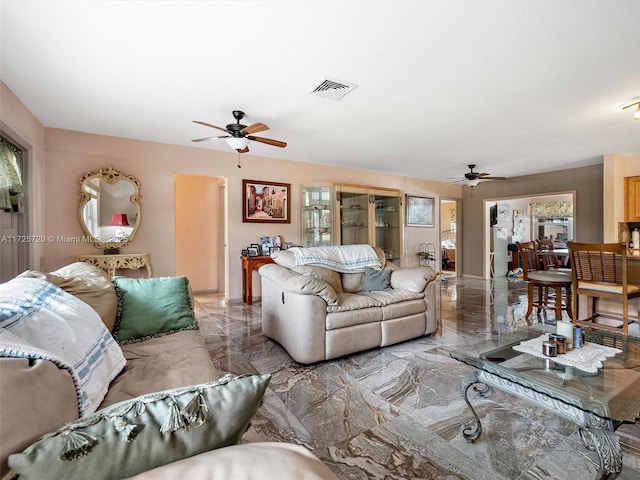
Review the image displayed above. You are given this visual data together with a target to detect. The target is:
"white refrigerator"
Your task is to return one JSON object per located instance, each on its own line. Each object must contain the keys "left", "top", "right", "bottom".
{"left": 491, "top": 227, "right": 508, "bottom": 277}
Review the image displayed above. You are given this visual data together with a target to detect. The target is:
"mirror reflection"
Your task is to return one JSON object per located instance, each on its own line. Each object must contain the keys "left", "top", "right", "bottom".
{"left": 79, "top": 166, "right": 141, "bottom": 250}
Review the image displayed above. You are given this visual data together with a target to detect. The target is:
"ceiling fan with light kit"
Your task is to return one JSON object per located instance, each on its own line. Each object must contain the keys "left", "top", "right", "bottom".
{"left": 191, "top": 110, "right": 287, "bottom": 166}
{"left": 448, "top": 164, "right": 506, "bottom": 187}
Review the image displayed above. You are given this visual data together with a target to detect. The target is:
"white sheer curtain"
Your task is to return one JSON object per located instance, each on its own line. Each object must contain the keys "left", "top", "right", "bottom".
{"left": 0, "top": 139, "right": 24, "bottom": 213}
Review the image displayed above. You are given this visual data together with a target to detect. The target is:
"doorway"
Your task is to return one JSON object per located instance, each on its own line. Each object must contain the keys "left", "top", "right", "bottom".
{"left": 0, "top": 135, "right": 29, "bottom": 282}
{"left": 440, "top": 198, "right": 458, "bottom": 276}
{"left": 174, "top": 174, "right": 228, "bottom": 297}
{"left": 483, "top": 192, "right": 575, "bottom": 279}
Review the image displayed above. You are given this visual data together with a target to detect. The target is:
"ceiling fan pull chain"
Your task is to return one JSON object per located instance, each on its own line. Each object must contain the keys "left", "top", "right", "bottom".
{"left": 237, "top": 152, "right": 242, "bottom": 168}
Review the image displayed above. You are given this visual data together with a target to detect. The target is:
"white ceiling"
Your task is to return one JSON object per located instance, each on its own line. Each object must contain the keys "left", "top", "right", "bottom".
{"left": 2, "top": 0, "right": 639, "bottom": 183}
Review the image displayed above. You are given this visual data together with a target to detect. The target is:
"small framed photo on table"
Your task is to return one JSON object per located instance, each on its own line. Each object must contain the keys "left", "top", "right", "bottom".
{"left": 260, "top": 235, "right": 281, "bottom": 255}
{"left": 247, "top": 247, "right": 260, "bottom": 257}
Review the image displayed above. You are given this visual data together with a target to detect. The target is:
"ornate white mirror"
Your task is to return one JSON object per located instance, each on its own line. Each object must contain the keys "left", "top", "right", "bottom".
{"left": 79, "top": 165, "right": 141, "bottom": 252}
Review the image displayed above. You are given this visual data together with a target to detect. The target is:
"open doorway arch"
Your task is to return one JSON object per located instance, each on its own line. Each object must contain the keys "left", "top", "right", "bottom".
{"left": 174, "top": 174, "right": 228, "bottom": 298}
{"left": 483, "top": 191, "right": 576, "bottom": 279}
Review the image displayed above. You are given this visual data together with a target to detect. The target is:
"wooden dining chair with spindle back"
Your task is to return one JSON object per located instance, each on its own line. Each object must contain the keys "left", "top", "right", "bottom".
{"left": 568, "top": 241, "right": 640, "bottom": 335}
{"left": 517, "top": 241, "right": 573, "bottom": 322}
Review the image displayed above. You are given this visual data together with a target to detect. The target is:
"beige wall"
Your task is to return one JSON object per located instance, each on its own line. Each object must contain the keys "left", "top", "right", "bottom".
{"left": 462, "top": 163, "right": 604, "bottom": 278}
{"left": 35, "top": 127, "right": 461, "bottom": 302}
{"left": 0, "top": 81, "right": 47, "bottom": 269}
{"left": 174, "top": 174, "right": 223, "bottom": 292}
{"left": 0, "top": 88, "right": 458, "bottom": 296}
{"left": 7, "top": 79, "right": 633, "bottom": 297}
{"left": 603, "top": 154, "right": 640, "bottom": 242}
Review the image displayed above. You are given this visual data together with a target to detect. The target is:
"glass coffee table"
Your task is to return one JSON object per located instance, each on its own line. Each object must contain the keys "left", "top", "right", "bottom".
{"left": 449, "top": 327, "right": 640, "bottom": 480}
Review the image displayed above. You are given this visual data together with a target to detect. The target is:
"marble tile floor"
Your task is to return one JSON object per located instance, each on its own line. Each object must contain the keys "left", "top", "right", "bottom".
{"left": 193, "top": 276, "right": 640, "bottom": 480}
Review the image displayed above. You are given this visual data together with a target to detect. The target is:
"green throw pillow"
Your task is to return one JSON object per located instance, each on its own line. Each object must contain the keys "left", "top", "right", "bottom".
{"left": 113, "top": 276, "right": 197, "bottom": 344}
{"left": 9, "top": 374, "right": 271, "bottom": 480}
{"left": 362, "top": 267, "right": 392, "bottom": 292}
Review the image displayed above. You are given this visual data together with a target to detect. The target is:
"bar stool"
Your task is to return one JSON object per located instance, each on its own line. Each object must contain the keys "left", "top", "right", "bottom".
{"left": 568, "top": 241, "right": 640, "bottom": 335}
{"left": 517, "top": 241, "right": 573, "bottom": 322}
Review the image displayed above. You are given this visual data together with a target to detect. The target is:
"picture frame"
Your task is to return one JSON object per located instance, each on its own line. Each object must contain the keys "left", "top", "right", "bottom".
{"left": 243, "top": 179, "right": 291, "bottom": 223}
{"left": 406, "top": 195, "right": 434, "bottom": 227}
{"left": 247, "top": 246, "right": 260, "bottom": 257}
{"left": 250, "top": 243, "right": 261, "bottom": 254}
{"left": 260, "top": 235, "right": 281, "bottom": 255}
{"left": 498, "top": 203, "right": 510, "bottom": 222}
{"left": 269, "top": 246, "right": 281, "bottom": 254}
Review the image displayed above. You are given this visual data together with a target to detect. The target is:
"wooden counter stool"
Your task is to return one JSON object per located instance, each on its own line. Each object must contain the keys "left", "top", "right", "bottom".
{"left": 517, "top": 241, "right": 573, "bottom": 322}
{"left": 568, "top": 241, "right": 640, "bottom": 335}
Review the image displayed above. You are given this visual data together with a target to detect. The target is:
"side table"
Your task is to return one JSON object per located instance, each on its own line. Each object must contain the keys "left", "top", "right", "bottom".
{"left": 241, "top": 255, "right": 275, "bottom": 304}
{"left": 74, "top": 253, "right": 152, "bottom": 278}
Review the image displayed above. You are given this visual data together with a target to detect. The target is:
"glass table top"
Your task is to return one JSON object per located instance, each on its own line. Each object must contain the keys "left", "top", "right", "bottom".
{"left": 448, "top": 326, "right": 640, "bottom": 426}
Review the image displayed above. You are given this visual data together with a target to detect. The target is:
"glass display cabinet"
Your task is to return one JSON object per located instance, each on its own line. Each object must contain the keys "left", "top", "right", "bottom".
{"left": 336, "top": 186, "right": 370, "bottom": 247}
{"left": 335, "top": 185, "right": 403, "bottom": 264}
{"left": 301, "top": 183, "right": 334, "bottom": 247}
{"left": 373, "top": 190, "right": 402, "bottom": 263}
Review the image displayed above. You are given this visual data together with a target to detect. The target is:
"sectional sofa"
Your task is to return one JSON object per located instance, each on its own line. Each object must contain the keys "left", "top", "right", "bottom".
{"left": 0, "top": 262, "right": 337, "bottom": 480}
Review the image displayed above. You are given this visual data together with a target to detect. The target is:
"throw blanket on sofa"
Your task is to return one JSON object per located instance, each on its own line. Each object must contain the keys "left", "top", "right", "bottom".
{"left": 0, "top": 277, "right": 125, "bottom": 416}
{"left": 289, "top": 244, "right": 381, "bottom": 273}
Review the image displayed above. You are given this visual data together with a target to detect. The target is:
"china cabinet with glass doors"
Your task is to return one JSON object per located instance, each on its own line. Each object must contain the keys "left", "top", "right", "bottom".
{"left": 301, "top": 183, "right": 334, "bottom": 247}
{"left": 335, "top": 184, "right": 403, "bottom": 264}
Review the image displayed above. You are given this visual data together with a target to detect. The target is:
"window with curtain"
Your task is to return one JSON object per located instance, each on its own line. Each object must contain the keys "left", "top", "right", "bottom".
{"left": 530, "top": 201, "right": 573, "bottom": 218}
{"left": 0, "top": 138, "right": 24, "bottom": 213}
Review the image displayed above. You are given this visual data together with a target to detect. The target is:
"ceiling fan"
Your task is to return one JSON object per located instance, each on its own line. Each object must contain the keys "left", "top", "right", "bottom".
{"left": 191, "top": 110, "right": 287, "bottom": 153}
{"left": 448, "top": 164, "right": 506, "bottom": 187}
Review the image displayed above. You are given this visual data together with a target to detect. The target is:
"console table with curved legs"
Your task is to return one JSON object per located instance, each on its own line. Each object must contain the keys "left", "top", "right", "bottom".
{"left": 74, "top": 253, "right": 152, "bottom": 278}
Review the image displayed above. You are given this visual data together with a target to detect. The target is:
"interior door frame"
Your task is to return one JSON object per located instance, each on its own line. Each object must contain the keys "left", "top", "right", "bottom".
{"left": 439, "top": 197, "right": 460, "bottom": 276}
{"left": 482, "top": 190, "right": 576, "bottom": 279}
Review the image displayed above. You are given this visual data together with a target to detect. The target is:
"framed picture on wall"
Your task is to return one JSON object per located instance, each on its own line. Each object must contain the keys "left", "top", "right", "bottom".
{"left": 243, "top": 179, "right": 291, "bottom": 223}
{"left": 498, "top": 203, "right": 510, "bottom": 222}
{"left": 406, "top": 195, "right": 434, "bottom": 227}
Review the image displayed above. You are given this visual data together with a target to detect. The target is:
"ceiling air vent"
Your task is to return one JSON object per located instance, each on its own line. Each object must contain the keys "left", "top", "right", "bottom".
{"left": 309, "top": 76, "right": 358, "bottom": 101}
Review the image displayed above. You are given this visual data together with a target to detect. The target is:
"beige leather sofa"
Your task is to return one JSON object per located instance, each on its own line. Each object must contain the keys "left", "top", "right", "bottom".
{"left": 259, "top": 247, "right": 439, "bottom": 364}
{"left": 0, "top": 263, "right": 337, "bottom": 480}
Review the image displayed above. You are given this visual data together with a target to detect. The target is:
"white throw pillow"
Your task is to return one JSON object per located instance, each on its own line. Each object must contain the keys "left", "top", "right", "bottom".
{"left": 0, "top": 277, "right": 125, "bottom": 416}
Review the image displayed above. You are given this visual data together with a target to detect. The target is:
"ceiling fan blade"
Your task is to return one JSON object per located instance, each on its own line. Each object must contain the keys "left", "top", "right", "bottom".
{"left": 191, "top": 135, "right": 229, "bottom": 142}
{"left": 241, "top": 122, "right": 269, "bottom": 135}
{"left": 193, "top": 120, "right": 229, "bottom": 133}
{"left": 239, "top": 146, "right": 250, "bottom": 154}
{"left": 247, "top": 136, "right": 287, "bottom": 148}
{"left": 482, "top": 176, "right": 507, "bottom": 180}
{"left": 476, "top": 172, "right": 491, "bottom": 177}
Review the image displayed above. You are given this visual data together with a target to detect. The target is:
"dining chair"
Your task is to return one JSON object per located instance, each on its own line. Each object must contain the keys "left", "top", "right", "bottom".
{"left": 517, "top": 241, "right": 573, "bottom": 322}
{"left": 567, "top": 241, "right": 640, "bottom": 335}
{"left": 537, "top": 239, "right": 571, "bottom": 273}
